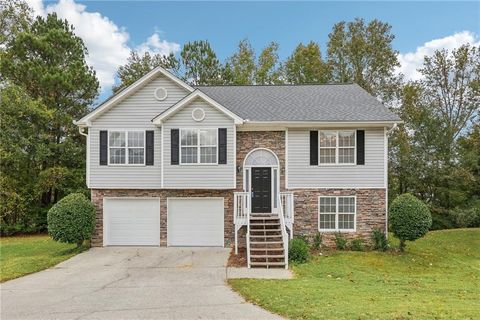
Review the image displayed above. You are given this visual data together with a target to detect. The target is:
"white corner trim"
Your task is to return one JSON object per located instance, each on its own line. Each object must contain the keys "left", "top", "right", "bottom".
{"left": 161, "top": 125, "right": 164, "bottom": 188}
{"left": 233, "top": 125, "right": 237, "bottom": 189}
{"left": 86, "top": 131, "right": 90, "bottom": 188}
{"left": 75, "top": 67, "right": 194, "bottom": 126}
{"left": 285, "top": 128, "right": 289, "bottom": 190}
{"left": 152, "top": 90, "right": 244, "bottom": 125}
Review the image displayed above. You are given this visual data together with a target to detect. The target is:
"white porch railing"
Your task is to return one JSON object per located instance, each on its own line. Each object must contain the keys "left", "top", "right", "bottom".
{"left": 234, "top": 191, "right": 294, "bottom": 269}
{"left": 277, "top": 194, "right": 289, "bottom": 269}
{"left": 233, "top": 192, "right": 250, "bottom": 255}
{"left": 280, "top": 192, "right": 294, "bottom": 239}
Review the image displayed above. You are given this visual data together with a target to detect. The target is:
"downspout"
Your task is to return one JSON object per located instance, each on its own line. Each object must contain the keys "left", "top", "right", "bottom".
{"left": 78, "top": 125, "right": 90, "bottom": 188}
{"left": 385, "top": 123, "right": 398, "bottom": 238}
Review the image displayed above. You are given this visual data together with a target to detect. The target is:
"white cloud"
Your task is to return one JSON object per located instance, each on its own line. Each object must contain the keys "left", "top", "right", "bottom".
{"left": 397, "top": 31, "right": 480, "bottom": 81}
{"left": 25, "top": 0, "right": 180, "bottom": 92}
{"left": 136, "top": 32, "right": 181, "bottom": 56}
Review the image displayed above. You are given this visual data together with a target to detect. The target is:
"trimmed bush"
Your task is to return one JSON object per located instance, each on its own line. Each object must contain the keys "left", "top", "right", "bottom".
{"left": 47, "top": 193, "right": 95, "bottom": 248}
{"left": 371, "top": 228, "right": 389, "bottom": 251}
{"left": 312, "top": 232, "right": 323, "bottom": 250}
{"left": 389, "top": 193, "right": 432, "bottom": 251}
{"left": 334, "top": 232, "right": 347, "bottom": 250}
{"left": 349, "top": 238, "right": 364, "bottom": 251}
{"left": 289, "top": 237, "right": 310, "bottom": 263}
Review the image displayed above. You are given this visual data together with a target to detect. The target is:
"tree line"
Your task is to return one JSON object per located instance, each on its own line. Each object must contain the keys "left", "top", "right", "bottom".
{"left": 0, "top": 0, "right": 478, "bottom": 235}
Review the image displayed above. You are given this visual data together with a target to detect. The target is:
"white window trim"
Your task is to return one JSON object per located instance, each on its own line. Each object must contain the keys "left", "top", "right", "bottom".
{"left": 179, "top": 128, "right": 218, "bottom": 165}
{"left": 318, "top": 195, "right": 356, "bottom": 232}
{"left": 318, "top": 130, "right": 356, "bottom": 166}
{"left": 107, "top": 130, "right": 146, "bottom": 166}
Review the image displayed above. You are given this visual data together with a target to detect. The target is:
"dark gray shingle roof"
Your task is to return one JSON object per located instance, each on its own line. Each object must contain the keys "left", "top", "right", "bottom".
{"left": 196, "top": 84, "right": 400, "bottom": 122}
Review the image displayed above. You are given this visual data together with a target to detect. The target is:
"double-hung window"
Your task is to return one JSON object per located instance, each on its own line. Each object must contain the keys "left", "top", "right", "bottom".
{"left": 319, "top": 130, "right": 356, "bottom": 164}
{"left": 180, "top": 128, "right": 217, "bottom": 164}
{"left": 318, "top": 196, "right": 356, "bottom": 231}
{"left": 108, "top": 131, "right": 145, "bottom": 165}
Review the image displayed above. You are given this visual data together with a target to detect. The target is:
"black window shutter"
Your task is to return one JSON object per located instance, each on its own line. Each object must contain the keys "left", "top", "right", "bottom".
{"left": 100, "top": 130, "right": 108, "bottom": 165}
{"left": 145, "top": 131, "right": 154, "bottom": 166}
{"left": 310, "top": 131, "right": 318, "bottom": 165}
{"left": 218, "top": 128, "right": 227, "bottom": 164}
{"left": 357, "top": 130, "right": 365, "bottom": 165}
{"left": 171, "top": 129, "right": 179, "bottom": 165}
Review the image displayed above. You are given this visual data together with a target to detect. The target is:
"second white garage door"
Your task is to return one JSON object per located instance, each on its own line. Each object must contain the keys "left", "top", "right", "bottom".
{"left": 167, "top": 198, "right": 224, "bottom": 247}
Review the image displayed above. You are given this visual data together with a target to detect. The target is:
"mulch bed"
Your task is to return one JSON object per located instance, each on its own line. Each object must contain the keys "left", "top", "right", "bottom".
{"left": 227, "top": 247, "right": 247, "bottom": 267}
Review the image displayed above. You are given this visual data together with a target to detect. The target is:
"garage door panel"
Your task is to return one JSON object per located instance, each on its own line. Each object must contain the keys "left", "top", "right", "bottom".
{"left": 104, "top": 198, "right": 160, "bottom": 246}
{"left": 168, "top": 198, "right": 224, "bottom": 247}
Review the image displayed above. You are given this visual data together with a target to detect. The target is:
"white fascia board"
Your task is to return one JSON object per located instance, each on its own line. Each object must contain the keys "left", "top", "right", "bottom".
{"left": 237, "top": 120, "right": 402, "bottom": 131}
{"left": 75, "top": 67, "right": 194, "bottom": 127}
{"left": 152, "top": 90, "right": 244, "bottom": 125}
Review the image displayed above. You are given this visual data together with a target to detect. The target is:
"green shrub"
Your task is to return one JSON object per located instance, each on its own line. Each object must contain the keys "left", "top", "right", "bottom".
{"left": 289, "top": 237, "right": 310, "bottom": 263}
{"left": 451, "top": 207, "right": 480, "bottom": 228}
{"left": 389, "top": 193, "right": 432, "bottom": 251}
{"left": 47, "top": 193, "right": 95, "bottom": 247}
{"left": 312, "top": 232, "right": 322, "bottom": 250}
{"left": 349, "top": 238, "right": 364, "bottom": 251}
{"left": 430, "top": 207, "right": 455, "bottom": 230}
{"left": 334, "top": 232, "right": 347, "bottom": 250}
{"left": 371, "top": 228, "right": 389, "bottom": 251}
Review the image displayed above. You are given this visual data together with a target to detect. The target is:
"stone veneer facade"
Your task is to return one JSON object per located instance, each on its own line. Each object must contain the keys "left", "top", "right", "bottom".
{"left": 90, "top": 130, "right": 386, "bottom": 247}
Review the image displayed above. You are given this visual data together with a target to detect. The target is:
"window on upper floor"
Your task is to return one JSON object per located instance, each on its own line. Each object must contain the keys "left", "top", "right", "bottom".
{"left": 319, "top": 196, "right": 356, "bottom": 231}
{"left": 180, "top": 128, "right": 217, "bottom": 164}
{"left": 319, "top": 130, "right": 356, "bottom": 165}
{"left": 108, "top": 131, "right": 145, "bottom": 165}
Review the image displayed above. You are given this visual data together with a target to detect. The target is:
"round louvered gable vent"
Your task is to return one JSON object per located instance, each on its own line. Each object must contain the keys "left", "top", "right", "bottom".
{"left": 154, "top": 87, "right": 168, "bottom": 101}
{"left": 192, "top": 108, "right": 205, "bottom": 122}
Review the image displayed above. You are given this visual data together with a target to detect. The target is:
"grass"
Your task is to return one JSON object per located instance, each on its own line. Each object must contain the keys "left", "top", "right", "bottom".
{"left": 0, "top": 235, "right": 88, "bottom": 282}
{"left": 229, "top": 229, "right": 480, "bottom": 320}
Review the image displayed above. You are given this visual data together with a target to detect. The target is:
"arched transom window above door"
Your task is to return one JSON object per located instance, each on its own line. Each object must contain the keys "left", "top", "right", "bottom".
{"left": 244, "top": 149, "right": 278, "bottom": 166}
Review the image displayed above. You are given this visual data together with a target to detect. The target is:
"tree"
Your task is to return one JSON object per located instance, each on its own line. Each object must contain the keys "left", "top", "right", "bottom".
{"left": 389, "top": 45, "right": 480, "bottom": 218}
{"left": 0, "top": 0, "right": 33, "bottom": 48}
{"left": 389, "top": 193, "right": 432, "bottom": 251}
{"left": 327, "top": 18, "right": 400, "bottom": 99}
{"left": 458, "top": 124, "right": 480, "bottom": 201}
{"left": 0, "top": 85, "right": 52, "bottom": 233}
{"left": 420, "top": 44, "right": 480, "bottom": 150}
{"left": 47, "top": 193, "right": 96, "bottom": 248}
{"left": 180, "top": 40, "right": 222, "bottom": 85}
{"left": 224, "top": 39, "right": 256, "bottom": 85}
{"left": 0, "top": 13, "right": 98, "bottom": 217}
{"left": 112, "top": 51, "right": 179, "bottom": 93}
{"left": 255, "top": 42, "right": 282, "bottom": 84}
{"left": 283, "top": 41, "right": 329, "bottom": 84}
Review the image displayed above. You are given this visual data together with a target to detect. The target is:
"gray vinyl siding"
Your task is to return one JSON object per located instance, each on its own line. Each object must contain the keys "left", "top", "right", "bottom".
{"left": 287, "top": 128, "right": 386, "bottom": 188}
{"left": 163, "top": 98, "right": 235, "bottom": 189}
{"left": 89, "top": 75, "right": 189, "bottom": 189}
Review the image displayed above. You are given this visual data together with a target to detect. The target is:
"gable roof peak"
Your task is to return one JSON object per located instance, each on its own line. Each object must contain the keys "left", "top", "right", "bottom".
{"left": 74, "top": 66, "right": 194, "bottom": 126}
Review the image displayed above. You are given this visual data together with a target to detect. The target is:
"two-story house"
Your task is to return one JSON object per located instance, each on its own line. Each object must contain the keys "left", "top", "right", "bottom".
{"left": 75, "top": 67, "right": 401, "bottom": 268}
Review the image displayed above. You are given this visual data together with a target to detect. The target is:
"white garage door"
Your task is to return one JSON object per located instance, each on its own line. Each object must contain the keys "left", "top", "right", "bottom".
{"left": 167, "top": 198, "right": 224, "bottom": 247}
{"left": 104, "top": 198, "right": 160, "bottom": 246}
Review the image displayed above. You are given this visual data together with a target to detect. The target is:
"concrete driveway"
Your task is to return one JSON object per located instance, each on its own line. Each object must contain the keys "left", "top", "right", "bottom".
{"left": 1, "top": 247, "right": 281, "bottom": 319}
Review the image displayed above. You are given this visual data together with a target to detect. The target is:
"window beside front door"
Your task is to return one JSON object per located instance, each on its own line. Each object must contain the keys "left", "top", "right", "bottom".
{"left": 318, "top": 196, "right": 356, "bottom": 231}
{"left": 319, "top": 130, "right": 356, "bottom": 165}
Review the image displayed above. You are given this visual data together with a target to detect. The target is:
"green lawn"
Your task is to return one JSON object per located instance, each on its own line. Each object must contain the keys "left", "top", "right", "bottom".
{"left": 229, "top": 229, "right": 480, "bottom": 320}
{"left": 0, "top": 235, "right": 88, "bottom": 282}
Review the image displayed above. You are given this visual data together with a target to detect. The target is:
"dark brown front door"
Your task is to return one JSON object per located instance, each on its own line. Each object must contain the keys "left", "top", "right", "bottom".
{"left": 251, "top": 167, "right": 272, "bottom": 213}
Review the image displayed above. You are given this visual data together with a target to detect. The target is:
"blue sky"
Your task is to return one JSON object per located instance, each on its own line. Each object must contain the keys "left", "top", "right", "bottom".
{"left": 34, "top": 1, "right": 480, "bottom": 102}
{"left": 84, "top": 1, "right": 479, "bottom": 58}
